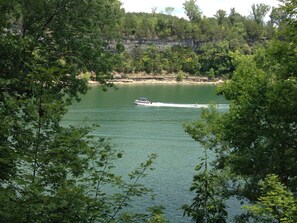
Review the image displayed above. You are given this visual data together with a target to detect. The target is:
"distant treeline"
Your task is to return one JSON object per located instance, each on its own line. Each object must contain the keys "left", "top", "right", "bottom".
{"left": 114, "top": 6, "right": 283, "bottom": 78}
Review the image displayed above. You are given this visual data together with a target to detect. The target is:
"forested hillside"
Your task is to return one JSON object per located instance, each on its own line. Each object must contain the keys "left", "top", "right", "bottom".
{"left": 113, "top": 3, "right": 284, "bottom": 79}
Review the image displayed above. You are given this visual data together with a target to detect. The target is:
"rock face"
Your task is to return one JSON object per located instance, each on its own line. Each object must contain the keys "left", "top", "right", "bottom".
{"left": 107, "top": 38, "right": 204, "bottom": 52}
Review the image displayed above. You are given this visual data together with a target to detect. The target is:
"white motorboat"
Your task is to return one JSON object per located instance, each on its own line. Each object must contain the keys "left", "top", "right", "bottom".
{"left": 134, "top": 97, "right": 152, "bottom": 105}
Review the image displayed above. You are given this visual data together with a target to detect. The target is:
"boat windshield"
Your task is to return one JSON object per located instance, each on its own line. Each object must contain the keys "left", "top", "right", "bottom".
{"left": 139, "top": 97, "right": 148, "bottom": 101}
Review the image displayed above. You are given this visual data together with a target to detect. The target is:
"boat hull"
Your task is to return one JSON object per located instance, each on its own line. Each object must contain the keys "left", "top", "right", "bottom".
{"left": 134, "top": 102, "right": 211, "bottom": 108}
{"left": 134, "top": 100, "right": 152, "bottom": 105}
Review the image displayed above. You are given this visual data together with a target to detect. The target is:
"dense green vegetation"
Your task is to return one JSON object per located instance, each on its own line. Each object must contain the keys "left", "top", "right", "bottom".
{"left": 114, "top": 2, "right": 282, "bottom": 79}
{"left": 0, "top": 0, "right": 296, "bottom": 222}
{"left": 183, "top": 0, "right": 297, "bottom": 222}
{"left": 0, "top": 0, "right": 160, "bottom": 222}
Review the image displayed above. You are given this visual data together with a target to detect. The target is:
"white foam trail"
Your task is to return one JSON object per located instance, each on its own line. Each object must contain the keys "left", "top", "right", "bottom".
{"left": 151, "top": 102, "right": 208, "bottom": 108}
{"left": 136, "top": 102, "right": 229, "bottom": 109}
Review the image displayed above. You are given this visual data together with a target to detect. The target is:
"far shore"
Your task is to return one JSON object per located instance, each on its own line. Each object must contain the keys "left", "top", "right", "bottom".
{"left": 88, "top": 74, "right": 224, "bottom": 85}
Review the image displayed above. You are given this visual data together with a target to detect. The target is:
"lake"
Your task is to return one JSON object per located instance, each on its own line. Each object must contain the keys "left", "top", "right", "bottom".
{"left": 64, "top": 84, "right": 229, "bottom": 222}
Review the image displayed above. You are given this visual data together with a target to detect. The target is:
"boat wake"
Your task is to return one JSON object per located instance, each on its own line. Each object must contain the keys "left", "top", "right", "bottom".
{"left": 136, "top": 102, "right": 229, "bottom": 109}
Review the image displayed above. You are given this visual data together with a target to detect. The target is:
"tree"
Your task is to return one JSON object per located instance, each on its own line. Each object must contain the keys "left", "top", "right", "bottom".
{"left": 244, "top": 175, "right": 297, "bottom": 223}
{"left": 199, "top": 18, "right": 220, "bottom": 41}
{"left": 228, "top": 8, "right": 243, "bottom": 26}
{"left": 183, "top": 161, "right": 228, "bottom": 223}
{"left": 184, "top": 0, "right": 297, "bottom": 220}
{"left": 214, "top": 10, "right": 227, "bottom": 25}
{"left": 207, "top": 68, "right": 215, "bottom": 80}
{"left": 198, "top": 41, "right": 233, "bottom": 77}
{"left": 183, "top": 0, "right": 202, "bottom": 22}
{"left": 151, "top": 6, "right": 158, "bottom": 14}
{"left": 183, "top": 107, "right": 228, "bottom": 223}
{"left": 121, "top": 13, "right": 140, "bottom": 37}
{"left": 250, "top": 3, "right": 271, "bottom": 25}
{"left": 165, "top": 7, "right": 175, "bottom": 16}
{"left": 0, "top": 0, "right": 158, "bottom": 222}
{"left": 161, "top": 47, "right": 182, "bottom": 73}
{"left": 269, "top": 7, "right": 288, "bottom": 26}
{"left": 0, "top": 0, "right": 121, "bottom": 179}
{"left": 176, "top": 70, "right": 184, "bottom": 82}
{"left": 141, "top": 46, "right": 162, "bottom": 74}
{"left": 215, "top": 50, "right": 297, "bottom": 198}
{"left": 244, "top": 19, "right": 263, "bottom": 43}
{"left": 226, "top": 22, "right": 249, "bottom": 52}
{"left": 181, "top": 50, "right": 200, "bottom": 75}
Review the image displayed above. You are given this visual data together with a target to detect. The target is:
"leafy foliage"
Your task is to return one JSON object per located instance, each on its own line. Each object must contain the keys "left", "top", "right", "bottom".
{"left": 115, "top": 45, "right": 201, "bottom": 75}
{"left": 183, "top": 108, "right": 228, "bottom": 223}
{"left": 182, "top": 162, "right": 228, "bottom": 223}
{"left": 183, "top": 0, "right": 202, "bottom": 22}
{"left": 0, "top": 0, "right": 161, "bottom": 222}
{"left": 117, "top": 2, "right": 279, "bottom": 78}
{"left": 250, "top": 3, "right": 271, "bottom": 25}
{"left": 183, "top": 0, "right": 297, "bottom": 221}
{"left": 244, "top": 174, "right": 297, "bottom": 223}
{"left": 198, "top": 41, "right": 234, "bottom": 77}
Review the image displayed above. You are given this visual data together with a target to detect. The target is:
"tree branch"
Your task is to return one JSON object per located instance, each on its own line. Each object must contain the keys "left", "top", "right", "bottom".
{"left": 41, "top": 0, "right": 72, "bottom": 32}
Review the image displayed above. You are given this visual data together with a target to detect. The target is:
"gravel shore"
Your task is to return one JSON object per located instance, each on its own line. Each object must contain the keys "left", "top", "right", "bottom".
{"left": 88, "top": 74, "right": 224, "bottom": 85}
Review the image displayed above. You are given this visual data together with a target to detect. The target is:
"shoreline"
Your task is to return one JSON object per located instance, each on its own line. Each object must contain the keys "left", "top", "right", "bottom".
{"left": 88, "top": 76, "right": 224, "bottom": 85}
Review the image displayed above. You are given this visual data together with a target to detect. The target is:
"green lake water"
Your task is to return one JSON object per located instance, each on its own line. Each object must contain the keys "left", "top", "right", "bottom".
{"left": 64, "top": 84, "right": 229, "bottom": 222}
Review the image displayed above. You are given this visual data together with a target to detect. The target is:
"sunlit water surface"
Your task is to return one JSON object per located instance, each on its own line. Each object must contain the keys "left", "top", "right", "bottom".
{"left": 63, "top": 84, "right": 230, "bottom": 222}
